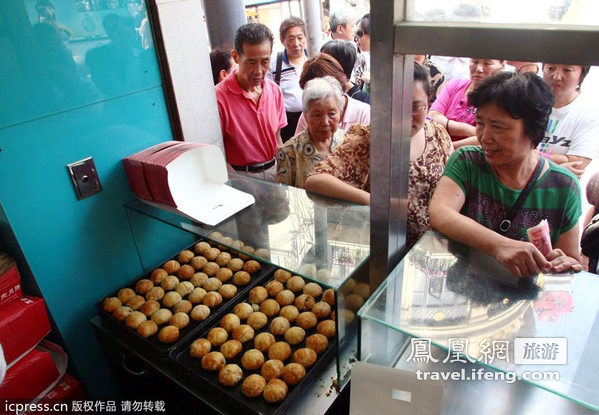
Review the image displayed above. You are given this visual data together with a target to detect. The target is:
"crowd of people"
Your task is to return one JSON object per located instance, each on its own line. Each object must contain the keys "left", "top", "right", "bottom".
{"left": 209, "top": 14, "right": 599, "bottom": 275}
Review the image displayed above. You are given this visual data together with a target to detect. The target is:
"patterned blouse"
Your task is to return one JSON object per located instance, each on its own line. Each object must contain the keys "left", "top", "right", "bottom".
{"left": 276, "top": 128, "right": 345, "bottom": 188}
{"left": 312, "top": 122, "right": 453, "bottom": 248}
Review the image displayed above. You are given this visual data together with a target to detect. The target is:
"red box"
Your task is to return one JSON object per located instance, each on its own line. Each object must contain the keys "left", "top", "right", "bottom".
{"left": 40, "top": 373, "right": 86, "bottom": 402}
{"left": 0, "top": 297, "right": 51, "bottom": 366}
{"left": 0, "top": 348, "right": 59, "bottom": 400}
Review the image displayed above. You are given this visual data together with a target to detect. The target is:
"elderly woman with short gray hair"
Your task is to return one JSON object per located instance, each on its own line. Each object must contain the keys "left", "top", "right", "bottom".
{"left": 276, "top": 76, "right": 345, "bottom": 188}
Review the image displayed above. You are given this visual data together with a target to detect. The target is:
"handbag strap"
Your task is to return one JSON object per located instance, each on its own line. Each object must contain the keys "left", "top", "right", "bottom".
{"left": 274, "top": 52, "right": 283, "bottom": 86}
{"left": 498, "top": 156, "right": 545, "bottom": 234}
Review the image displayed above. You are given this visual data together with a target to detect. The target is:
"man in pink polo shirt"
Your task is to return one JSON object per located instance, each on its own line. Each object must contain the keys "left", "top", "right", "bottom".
{"left": 215, "top": 23, "right": 287, "bottom": 181}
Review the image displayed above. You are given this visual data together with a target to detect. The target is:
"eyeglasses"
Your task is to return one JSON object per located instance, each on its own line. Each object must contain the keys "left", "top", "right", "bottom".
{"left": 355, "top": 30, "right": 364, "bottom": 38}
{"left": 412, "top": 105, "right": 427, "bottom": 114}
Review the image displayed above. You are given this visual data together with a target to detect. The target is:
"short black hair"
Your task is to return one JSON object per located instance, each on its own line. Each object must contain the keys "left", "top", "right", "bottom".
{"left": 320, "top": 40, "right": 357, "bottom": 79}
{"left": 414, "top": 62, "right": 431, "bottom": 98}
{"left": 234, "top": 23, "right": 274, "bottom": 55}
{"left": 209, "top": 47, "right": 233, "bottom": 85}
{"left": 358, "top": 13, "right": 370, "bottom": 35}
{"left": 279, "top": 16, "right": 305, "bottom": 40}
{"left": 468, "top": 72, "right": 555, "bottom": 147}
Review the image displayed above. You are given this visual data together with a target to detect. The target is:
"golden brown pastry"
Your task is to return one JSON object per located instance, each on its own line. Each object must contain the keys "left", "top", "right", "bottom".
{"left": 151, "top": 268, "right": 168, "bottom": 285}
{"left": 233, "top": 271, "right": 251, "bottom": 286}
{"left": 218, "top": 284, "right": 237, "bottom": 299}
{"left": 135, "top": 279, "right": 154, "bottom": 295}
{"left": 296, "top": 312, "right": 318, "bottom": 330}
{"left": 268, "top": 342, "right": 291, "bottom": 361}
{"left": 163, "top": 260, "right": 180, "bottom": 275}
{"left": 201, "top": 351, "right": 226, "bottom": 371}
{"left": 219, "top": 236, "right": 234, "bottom": 248}
{"left": 209, "top": 231, "right": 223, "bottom": 240}
{"left": 177, "top": 264, "right": 195, "bottom": 280}
{"left": 284, "top": 327, "right": 305, "bottom": 346}
{"left": 215, "top": 267, "right": 233, "bottom": 283}
{"left": 286, "top": 276, "right": 305, "bottom": 293}
{"left": 241, "top": 349, "right": 265, "bottom": 370}
{"left": 353, "top": 282, "right": 370, "bottom": 300}
{"left": 293, "top": 348, "right": 317, "bottom": 368}
{"left": 190, "top": 338, "right": 211, "bottom": 358}
{"left": 254, "top": 332, "right": 276, "bottom": 352}
{"left": 270, "top": 317, "right": 290, "bottom": 336}
{"left": 175, "top": 281, "right": 194, "bottom": 297}
{"left": 249, "top": 286, "right": 268, "bottom": 304}
{"left": 340, "top": 278, "right": 357, "bottom": 295}
{"left": 117, "top": 288, "right": 136, "bottom": 304}
{"left": 344, "top": 293, "right": 364, "bottom": 312}
{"left": 136, "top": 320, "right": 158, "bottom": 338}
{"left": 112, "top": 306, "right": 133, "bottom": 321}
{"left": 227, "top": 258, "right": 244, "bottom": 272}
{"left": 215, "top": 252, "right": 232, "bottom": 267}
{"left": 178, "top": 249, "right": 195, "bottom": 264}
{"left": 322, "top": 289, "right": 335, "bottom": 306}
{"left": 231, "top": 240, "right": 245, "bottom": 250}
{"left": 207, "top": 327, "right": 228, "bottom": 347}
{"left": 203, "top": 277, "right": 222, "bottom": 292}
{"left": 162, "top": 291, "right": 182, "bottom": 308}
{"left": 151, "top": 308, "right": 172, "bottom": 325}
{"left": 274, "top": 269, "right": 292, "bottom": 283}
{"left": 191, "top": 304, "right": 211, "bottom": 321}
{"left": 202, "top": 291, "right": 223, "bottom": 308}
{"left": 220, "top": 339, "right": 243, "bottom": 359}
{"left": 317, "top": 319, "right": 336, "bottom": 338}
{"left": 233, "top": 302, "right": 254, "bottom": 320}
{"left": 140, "top": 300, "right": 160, "bottom": 317}
{"left": 239, "top": 245, "right": 254, "bottom": 260}
{"left": 306, "top": 333, "right": 328, "bottom": 354}
{"left": 158, "top": 325, "right": 179, "bottom": 343}
{"left": 194, "top": 241, "right": 211, "bottom": 255}
{"left": 294, "top": 294, "right": 315, "bottom": 311}
{"left": 247, "top": 312, "right": 268, "bottom": 330}
{"left": 102, "top": 297, "right": 121, "bottom": 313}
{"left": 126, "top": 295, "right": 145, "bottom": 311}
{"left": 260, "top": 299, "right": 280, "bottom": 317}
{"left": 145, "top": 286, "right": 165, "bottom": 301}
{"left": 263, "top": 379, "right": 288, "bottom": 403}
{"left": 232, "top": 324, "right": 255, "bottom": 343}
{"left": 261, "top": 359, "right": 284, "bottom": 381}
{"left": 275, "top": 290, "right": 295, "bottom": 306}
{"left": 188, "top": 287, "right": 207, "bottom": 304}
{"left": 219, "top": 364, "right": 243, "bottom": 387}
{"left": 342, "top": 309, "right": 355, "bottom": 325}
{"left": 220, "top": 313, "right": 241, "bottom": 332}
{"left": 243, "top": 260, "right": 261, "bottom": 274}
{"left": 173, "top": 299, "right": 192, "bottom": 314}
{"left": 303, "top": 282, "right": 323, "bottom": 298}
{"left": 279, "top": 305, "right": 300, "bottom": 323}
{"left": 202, "top": 262, "right": 220, "bottom": 277}
{"left": 190, "top": 256, "right": 208, "bottom": 271}
{"left": 241, "top": 374, "right": 266, "bottom": 398}
{"left": 160, "top": 275, "right": 179, "bottom": 291}
{"left": 126, "top": 311, "right": 147, "bottom": 329}
{"left": 204, "top": 247, "right": 221, "bottom": 261}
{"left": 169, "top": 312, "right": 190, "bottom": 329}
{"left": 265, "top": 280, "right": 284, "bottom": 298}
{"left": 281, "top": 363, "right": 306, "bottom": 386}
{"left": 312, "top": 301, "right": 332, "bottom": 319}
{"left": 190, "top": 272, "right": 209, "bottom": 288}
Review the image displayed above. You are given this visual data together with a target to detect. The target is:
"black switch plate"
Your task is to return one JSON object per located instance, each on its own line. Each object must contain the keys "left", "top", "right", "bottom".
{"left": 67, "top": 157, "right": 102, "bottom": 200}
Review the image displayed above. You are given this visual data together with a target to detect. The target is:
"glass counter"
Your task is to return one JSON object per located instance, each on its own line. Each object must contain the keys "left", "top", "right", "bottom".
{"left": 359, "top": 230, "right": 599, "bottom": 411}
{"left": 124, "top": 173, "right": 371, "bottom": 384}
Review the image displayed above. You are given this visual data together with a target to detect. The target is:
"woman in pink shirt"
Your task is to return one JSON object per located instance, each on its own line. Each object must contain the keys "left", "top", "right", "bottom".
{"left": 429, "top": 58, "right": 504, "bottom": 143}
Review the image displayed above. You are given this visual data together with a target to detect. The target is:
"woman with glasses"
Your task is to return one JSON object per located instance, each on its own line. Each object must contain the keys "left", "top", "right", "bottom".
{"left": 429, "top": 58, "right": 504, "bottom": 143}
{"left": 306, "top": 63, "right": 453, "bottom": 248}
{"left": 352, "top": 13, "right": 370, "bottom": 92}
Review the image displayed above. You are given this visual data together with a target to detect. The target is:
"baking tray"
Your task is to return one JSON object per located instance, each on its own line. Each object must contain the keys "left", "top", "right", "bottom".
{"left": 96, "top": 239, "right": 275, "bottom": 358}
{"left": 172, "top": 276, "right": 337, "bottom": 415}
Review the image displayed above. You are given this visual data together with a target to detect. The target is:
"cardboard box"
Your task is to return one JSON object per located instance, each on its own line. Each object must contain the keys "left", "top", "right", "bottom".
{"left": 0, "top": 263, "right": 22, "bottom": 309}
{"left": 0, "top": 297, "right": 51, "bottom": 367}
{"left": 39, "top": 373, "right": 86, "bottom": 402}
{"left": 0, "top": 348, "right": 59, "bottom": 400}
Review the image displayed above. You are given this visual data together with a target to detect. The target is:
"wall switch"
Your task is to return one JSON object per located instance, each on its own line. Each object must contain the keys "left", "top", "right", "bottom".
{"left": 67, "top": 157, "right": 102, "bottom": 200}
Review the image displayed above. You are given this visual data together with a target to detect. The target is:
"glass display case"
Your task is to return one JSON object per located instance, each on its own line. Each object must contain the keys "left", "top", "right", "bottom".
{"left": 359, "top": 230, "right": 599, "bottom": 412}
{"left": 124, "top": 173, "right": 370, "bottom": 385}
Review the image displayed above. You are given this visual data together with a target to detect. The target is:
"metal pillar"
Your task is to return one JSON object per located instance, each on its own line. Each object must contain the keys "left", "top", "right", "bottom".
{"left": 301, "top": 0, "right": 323, "bottom": 56}
{"left": 203, "top": 0, "right": 246, "bottom": 49}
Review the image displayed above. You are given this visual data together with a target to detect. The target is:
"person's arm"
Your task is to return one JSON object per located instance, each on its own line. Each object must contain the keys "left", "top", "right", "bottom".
{"left": 295, "top": 114, "right": 307, "bottom": 136}
{"left": 548, "top": 154, "right": 590, "bottom": 178}
{"left": 305, "top": 173, "right": 370, "bottom": 205}
{"left": 546, "top": 225, "right": 582, "bottom": 273}
{"left": 452, "top": 135, "right": 479, "bottom": 149}
{"left": 276, "top": 130, "right": 283, "bottom": 148}
{"left": 428, "top": 111, "right": 476, "bottom": 139}
{"left": 429, "top": 176, "right": 551, "bottom": 277}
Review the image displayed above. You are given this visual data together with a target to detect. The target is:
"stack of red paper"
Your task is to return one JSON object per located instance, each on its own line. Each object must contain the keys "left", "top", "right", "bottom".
{"left": 0, "top": 253, "right": 22, "bottom": 309}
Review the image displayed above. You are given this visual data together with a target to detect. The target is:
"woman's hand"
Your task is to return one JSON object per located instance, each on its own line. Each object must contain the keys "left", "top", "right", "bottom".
{"left": 491, "top": 239, "right": 551, "bottom": 277}
{"left": 545, "top": 248, "right": 582, "bottom": 273}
